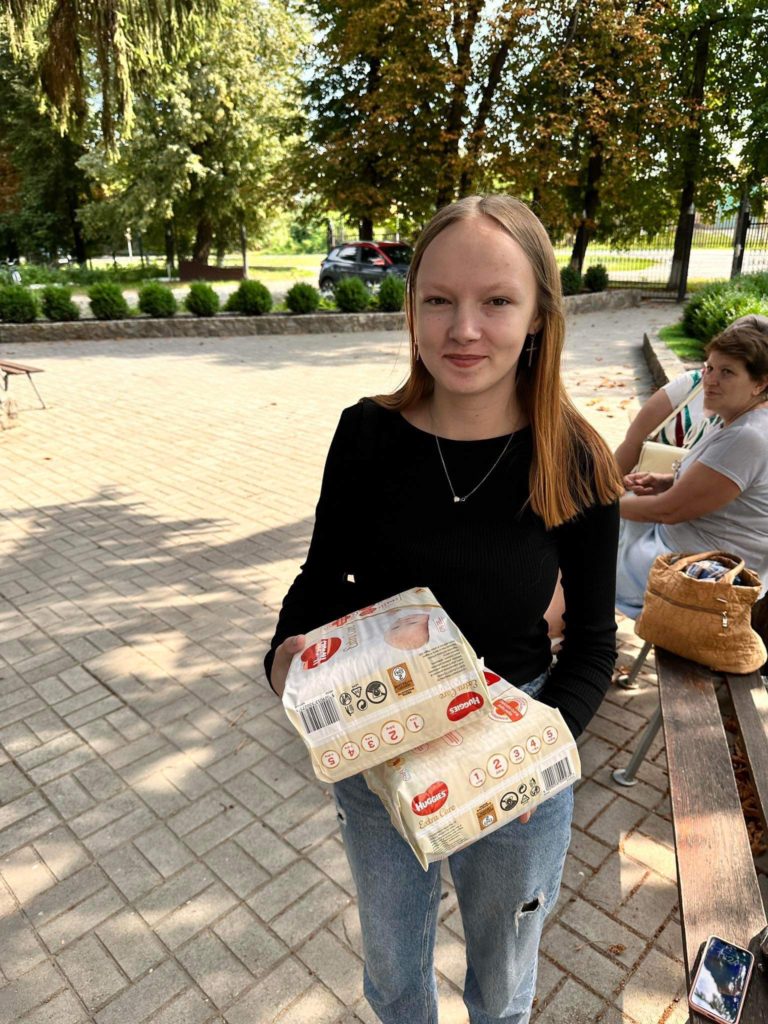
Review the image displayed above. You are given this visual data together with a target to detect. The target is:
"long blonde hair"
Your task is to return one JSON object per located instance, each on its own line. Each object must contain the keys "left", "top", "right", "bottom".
{"left": 374, "top": 195, "right": 623, "bottom": 527}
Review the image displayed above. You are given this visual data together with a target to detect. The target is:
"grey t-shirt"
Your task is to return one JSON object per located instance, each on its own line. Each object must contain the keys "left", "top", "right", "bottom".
{"left": 659, "top": 405, "right": 768, "bottom": 590}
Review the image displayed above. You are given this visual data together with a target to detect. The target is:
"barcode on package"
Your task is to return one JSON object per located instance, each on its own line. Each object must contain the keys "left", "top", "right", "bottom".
{"left": 298, "top": 694, "right": 340, "bottom": 733}
{"left": 542, "top": 756, "right": 574, "bottom": 792}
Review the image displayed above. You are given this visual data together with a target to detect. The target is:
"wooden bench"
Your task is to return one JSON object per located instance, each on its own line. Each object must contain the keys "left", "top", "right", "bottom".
{"left": 619, "top": 648, "right": 768, "bottom": 1021}
{"left": 0, "top": 359, "right": 46, "bottom": 409}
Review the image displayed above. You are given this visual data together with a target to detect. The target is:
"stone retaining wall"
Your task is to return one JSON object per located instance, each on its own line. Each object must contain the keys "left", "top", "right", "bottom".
{"left": 0, "top": 288, "right": 641, "bottom": 344}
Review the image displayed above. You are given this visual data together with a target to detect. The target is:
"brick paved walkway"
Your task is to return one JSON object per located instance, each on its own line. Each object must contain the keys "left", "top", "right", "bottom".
{"left": 0, "top": 303, "right": 698, "bottom": 1024}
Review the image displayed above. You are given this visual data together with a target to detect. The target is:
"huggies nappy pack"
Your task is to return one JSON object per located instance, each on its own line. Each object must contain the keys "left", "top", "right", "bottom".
{"left": 364, "top": 671, "right": 580, "bottom": 868}
{"left": 282, "top": 588, "right": 490, "bottom": 783}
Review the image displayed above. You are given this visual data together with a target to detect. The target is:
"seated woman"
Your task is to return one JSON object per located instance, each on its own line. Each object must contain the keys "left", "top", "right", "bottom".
{"left": 616, "top": 314, "right": 768, "bottom": 619}
{"left": 614, "top": 366, "right": 720, "bottom": 475}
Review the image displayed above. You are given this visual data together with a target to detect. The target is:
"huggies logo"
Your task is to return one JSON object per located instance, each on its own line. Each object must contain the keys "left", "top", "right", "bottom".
{"left": 411, "top": 781, "right": 449, "bottom": 816}
{"left": 446, "top": 693, "right": 484, "bottom": 722}
{"left": 301, "top": 637, "right": 341, "bottom": 669}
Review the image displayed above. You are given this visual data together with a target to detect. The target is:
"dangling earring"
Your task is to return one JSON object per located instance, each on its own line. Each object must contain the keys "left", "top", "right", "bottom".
{"left": 524, "top": 333, "right": 538, "bottom": 368}
{"left": 414, "top": 345, "right": 421, "bottom": 363}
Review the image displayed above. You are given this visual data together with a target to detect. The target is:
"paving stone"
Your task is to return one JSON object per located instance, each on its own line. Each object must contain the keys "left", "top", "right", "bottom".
{"left": 16, "top": 989, "right": 88, "bottom": 1024}
{"left": 176, "top": 929, "right": 253, "bottom": 1005}
{"left": 270, "top": 878, "right": 351, "bottom": 947}
{"left": 235, "top": 822, "right": 298, "bottom": 874}
{"left": 72, "top": 760, "right": 124, "bottom": 802}
{"left": 277, "top": 983, "right": 348, "bottom": 1024}
{"left": 559, "top": 898, "right": 646, "bottom": 967}
{"left": 145, "top": 988, "right": 217, "bottom": 1024}
{"left": 0, "top": 960, "right": 66, "bottom": 1024}
{"left": 100, "top": 845, "right": 163, "bottom": 902}
{"left": 224, "top": 956, "right": 314, "bottom": 1024}
{"left": 0, "top": 844, "right": 57, "bottom": 903}
{"left": 0, "top": 911, "right": 47, "bottom": 980}
{"left": 222, "top": 770, "right": 282, "bottom": 817}
{"left": 0, "top": 807, "right": 62, "bottom": 858}
{"left": 212, "top": 905, "right": 288, "bottom": 977}
{"left": 58, "top": 934, "right": 128, "bottom": 1010}
{"left": 203, "top": 839, "right": 268, "bottom": 897}
{"left": 571, "top": 780, "right": 615, "bottom": 830}
{"left": 586, "top": 795, "right": 649, "bottom": 847}
{"left": 93, "top": 959, "right": 188, "bottom": 1024}
{"left": 153, "top": 879, "right": 239, "bottom": 949}
{"left": 540, "top": 922, "right": 626, "bottom": 998}
{"left": 42, "top": 776, "right": 95, "bottom": 819}
{"left": 618, "top": 947, "right": 688, "bottom": 1024}
{"left": 96, "top": 909, "right": 166, "bottom": 980}
{"left": 134, "top": 823, "right": 195, "bottom": 878}
{"left": 305, "top": 836, "right": 356, "bottom": 896}
{"left": 297, "top": 929, "right": 364, "bottom": 1009}
{"left": 249, "top": 859, "right": 323, "bottom": 922}
{"left": 0, "top": 790, "right": 46, "bottom": 832}
{"left": 0, "top": 761, "right": 31, "bottom": 801}
{"left": 136, "top": 862, "right": 213, "bottom": 928}
{"left": 132, "top": 771, "right": 189, "bottom": 816}
{"left": 39, "top": 884, "right": 124, "bottom": 951}
{"left": 534, "top": 977, "right": 608, "bottom": 1024}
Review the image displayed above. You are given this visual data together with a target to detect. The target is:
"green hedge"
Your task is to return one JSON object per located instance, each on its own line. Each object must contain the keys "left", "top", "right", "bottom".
{"left": 184, "top": 282, "right": 220, "bottom": 317}
{"left": 0, "top": 285, "right": 39, "bottom": 323}
{"left": 285, "top": 282, "right": 320, "bottom": 314}
{"left": 88, "top": 282, "right": 130, "bottom": 320}
{"left": 225, "top": 279, "right": 273, "bottom": 315}
{"left": 334, "top": 277, "right": 370, "bottom": 313}
{"left": 682, "top": 273, "right": 768, "bottom": 342}
{"left": 41, "top": 285, "right": 80, "bottom": 321}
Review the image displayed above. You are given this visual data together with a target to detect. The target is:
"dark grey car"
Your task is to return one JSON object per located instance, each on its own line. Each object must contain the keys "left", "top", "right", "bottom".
{"left": 319, "top": 241, "right": 412, "bottom": 292}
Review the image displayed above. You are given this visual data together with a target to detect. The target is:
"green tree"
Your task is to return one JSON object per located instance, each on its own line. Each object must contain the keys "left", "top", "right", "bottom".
{"left": 2, "top": 0, "right": 219, "bottom": 139}
{"left": 0, "top": 41, "right": 93, "bottom": 262}
{"left": 660, "top": 2, "right": 767, "bottom": 289}
{"left": 78, "top": 0, "right": 305, "bottom": 266}
{"left": 498, "top": 0, "right": 679, "bottom": 272}
{"left": 299, "top": 1, "right": 538, "bottom": 236}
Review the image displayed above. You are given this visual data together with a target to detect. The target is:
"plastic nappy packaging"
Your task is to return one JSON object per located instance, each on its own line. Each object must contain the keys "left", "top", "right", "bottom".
{"left": 282, "top": 587, "right": 491, "bottom": 783}
{"left": 363, "top": 670, "right": 581, "bottom": 869}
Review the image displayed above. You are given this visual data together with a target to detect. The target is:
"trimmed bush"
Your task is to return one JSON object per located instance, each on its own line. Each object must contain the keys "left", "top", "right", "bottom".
{"left": 378, "top": 274, "right": 405, "bottom": 312}
{"left": 584, "top": 264, "right": 609, "bottom": 293}
{"left": 0, "top": 285, "right": 38, "bottom": 323}
{"left": 88, "top": 282, "right": 130, "bottom": 320}
{"left": 225, "top": 279, "right": 272, "bottom": 315}
{"left": 285, "top": 282, "right": 320, "bottom": 314}
{"left": 560, "top": 265, "right": 582, "bottom": 296}
{"left": 138, "top": 282, "right": 177, "bottom": 318}
{"left": 682, "top": 274, "right": 768, "bottom": 342}
{"left": 41, "top": 285, "right": 80, "bottom": 321}
{"left": 334, "top": 276, "right": 371, "bottom": 313}
{"left": 184, "top": 282, "right": 220, "bottom": 317}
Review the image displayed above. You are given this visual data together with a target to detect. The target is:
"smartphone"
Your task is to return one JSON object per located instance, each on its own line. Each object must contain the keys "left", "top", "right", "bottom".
{"left": 688, "top": 935, "right": 755, "bottom": 1024}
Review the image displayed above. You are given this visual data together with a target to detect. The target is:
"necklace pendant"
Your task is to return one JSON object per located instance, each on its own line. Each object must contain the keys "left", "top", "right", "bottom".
{"left": 454, "top": 495, "right": 463, "bottom": 504}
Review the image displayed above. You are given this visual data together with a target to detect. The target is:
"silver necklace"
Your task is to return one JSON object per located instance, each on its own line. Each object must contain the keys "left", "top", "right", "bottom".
{"left": 434, "top": 430, "right": 516, "bottom": 504}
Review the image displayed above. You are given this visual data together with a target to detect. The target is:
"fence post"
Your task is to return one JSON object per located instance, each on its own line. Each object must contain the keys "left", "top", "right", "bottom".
{"left": 676, "top": 204, "right": 696, "bottom": 303}
{"left": 730, "top": 193, "right": 751, "bottom": 279}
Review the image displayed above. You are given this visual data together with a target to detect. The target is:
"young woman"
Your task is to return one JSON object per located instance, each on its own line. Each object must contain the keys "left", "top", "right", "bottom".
{"left": 265, "top": 195, "right": 623, "bottom": 1024}
{"left": 617, "top": 315, "right": 768, "bottom": 618}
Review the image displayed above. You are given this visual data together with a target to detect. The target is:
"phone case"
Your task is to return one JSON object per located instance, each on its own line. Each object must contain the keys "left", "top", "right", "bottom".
{"left": 688, "top": 934, "right": 755, "bottom": 1024}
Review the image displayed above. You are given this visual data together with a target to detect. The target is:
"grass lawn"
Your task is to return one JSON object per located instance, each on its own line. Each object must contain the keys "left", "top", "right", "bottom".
{"left": 658, "top": 322, "right": 705, "bottom": 362}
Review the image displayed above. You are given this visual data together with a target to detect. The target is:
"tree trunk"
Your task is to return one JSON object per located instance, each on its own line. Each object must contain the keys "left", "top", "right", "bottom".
{"left": 667, "top": 22, "right": 710, "bottom": 292}
{"left": 164, "top": 221, "right": 175, "bottom": 276}
{"left": 569, "top": 140, "right": 603, "bottom": 273}
{"left": 359, "top": 217, "right": 374, "bottom": 241}
{"left": 193, "top": 215, "right": 214, "bottom": 264}
{"left": 436, "top": 1, "right": 482, "bottom": 207}
{"left": 240, "top": 222, "right": 248, "bottom": 279}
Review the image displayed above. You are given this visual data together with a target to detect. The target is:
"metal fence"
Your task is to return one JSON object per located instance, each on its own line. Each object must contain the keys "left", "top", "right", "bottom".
{"left": 557, "top": 215, "right": 768, "bottom": 292}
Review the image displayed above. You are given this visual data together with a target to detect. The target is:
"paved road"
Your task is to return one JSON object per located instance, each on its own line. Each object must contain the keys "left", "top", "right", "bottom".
{"left": 0, "top": 302, "right": 711, "bottom": 1024}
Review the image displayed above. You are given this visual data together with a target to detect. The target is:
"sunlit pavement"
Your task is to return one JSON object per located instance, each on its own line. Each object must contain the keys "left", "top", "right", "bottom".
{"left": 0, "top": 302, "right": 718, "bottom": 1024}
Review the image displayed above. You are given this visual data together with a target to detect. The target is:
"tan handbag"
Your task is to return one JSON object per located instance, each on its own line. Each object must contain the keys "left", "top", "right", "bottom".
{"left": 633, "top": 381, "right": 704, "bottom": 475}
{"left": 636, "top": 551, "right": 767, "bottom": 673}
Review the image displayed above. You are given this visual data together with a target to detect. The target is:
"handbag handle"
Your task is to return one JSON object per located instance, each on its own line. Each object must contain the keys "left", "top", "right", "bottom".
{"left": 648, "top": 380, "right": 704, "bottom": 442}
{"left": 666, "top": 550, "right": 746, "bottom": 584}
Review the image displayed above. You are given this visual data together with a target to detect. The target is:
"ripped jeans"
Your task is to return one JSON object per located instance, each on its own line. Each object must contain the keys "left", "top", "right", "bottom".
{"left": 332, "top": 672, "right": 574, "bottom": 1024}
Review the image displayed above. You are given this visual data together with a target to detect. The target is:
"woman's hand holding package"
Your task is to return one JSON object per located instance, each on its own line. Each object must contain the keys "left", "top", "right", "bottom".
{"left": 623, "top": 471, "right": 674, "bottom": 496}
{"left": 269, "top": 635, "right": 305, "bottom": 698}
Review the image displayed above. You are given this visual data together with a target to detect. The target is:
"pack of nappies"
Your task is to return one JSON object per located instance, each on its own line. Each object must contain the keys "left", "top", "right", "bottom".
{"left": 282, "top": 587, "right": 490, "bottom": 783}
{"left": 364, "top": 671, "right": 580, "bottom": 868}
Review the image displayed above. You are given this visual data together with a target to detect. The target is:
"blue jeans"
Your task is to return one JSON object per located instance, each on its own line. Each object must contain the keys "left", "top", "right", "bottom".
{"left": 333, "top": 673, "right": 574, "bottom": 1024}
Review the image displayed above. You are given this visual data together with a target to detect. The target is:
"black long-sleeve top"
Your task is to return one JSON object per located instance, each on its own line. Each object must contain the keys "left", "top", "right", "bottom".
{"left": 265, "top": 399, "right": 619, "bottom": 738}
